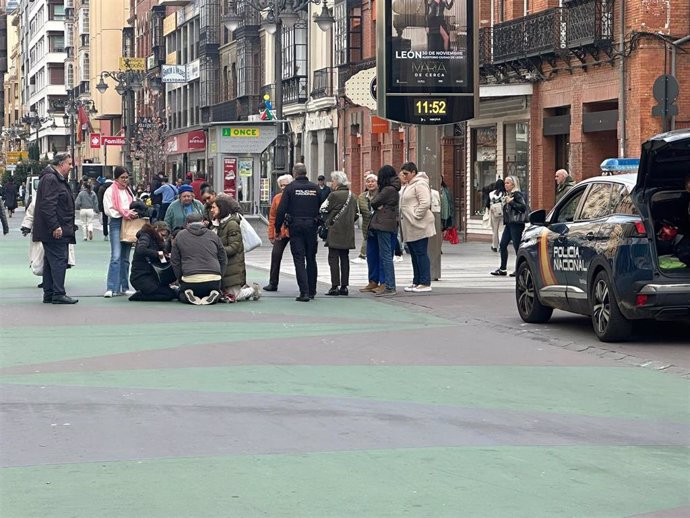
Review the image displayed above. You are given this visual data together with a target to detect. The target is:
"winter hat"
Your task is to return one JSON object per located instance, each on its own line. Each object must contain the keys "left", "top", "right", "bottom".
{"left": 178, "top": 185, "right": 194, "bottom": 194}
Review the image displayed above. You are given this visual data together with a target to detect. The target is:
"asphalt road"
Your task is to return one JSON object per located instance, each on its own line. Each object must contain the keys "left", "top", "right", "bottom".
{"left": 0, "top": 209, "right": 688, "bottom": 518}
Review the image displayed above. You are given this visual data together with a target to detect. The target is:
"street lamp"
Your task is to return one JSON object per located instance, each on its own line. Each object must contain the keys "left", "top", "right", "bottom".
{"left": 95, "top": 68, "right": 161, "bottom": 174}
{"left": 225, "top": 0, "right": 334, "bottom": 173}
{"left": 62, "top": 96, "right": 97, "bottom": 192}
{"left": 21, "top": 113, "right": 56, "bottom": 156}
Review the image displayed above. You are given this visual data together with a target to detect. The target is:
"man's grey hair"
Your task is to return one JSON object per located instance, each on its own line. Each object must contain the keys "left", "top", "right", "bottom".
{"left": 293, "top": 163, "right": 307, "bottom": 177}
{"left": 277, "top": 174, "right": 293, "bottom": 186}
{"left": 185, "top": 213, "right": 203, "bottom": 225}
{"left": 51, "top": 153, "right": 71, "bottom": 166}
{"left": 330, "top": 170, "right": 349, "bottom": 187}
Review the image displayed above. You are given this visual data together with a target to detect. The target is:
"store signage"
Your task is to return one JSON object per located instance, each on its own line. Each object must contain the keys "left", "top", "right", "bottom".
{"left": 119, "top": 57, "right": 146, "bottom": 71}
{"left": 89, "top": 133, "right": 101, "bottom": 149}
{"left": 6, "top": 151, "right": 28, "bottom": 162}
{"left": 222, "top": 127, "right": 261, "bottom": 138}
{"left": 102, "top": 136, "right": 126, "bottom": 146}
{"left": 186, "top": 59, "right": 200, "bottom": 81}
{"left": 223, "top": 157, "right": 237, "bottom": 199}
{"left": 345, "top": 67, "right": 377, "bottom": 111}
{"left": 161, "top": 65, "right": 187, "bottom": 83}
{"left": 376, "top": 0, "right": 478, "bottom": 125}
{"left": 147, "top": 55, "right": 156, "bottom": 70}
{"left": 162, "top": 13, "right": 177, "bottom": 36}
{"left": 187, "top": 130, "right": 206, "bottom": 150}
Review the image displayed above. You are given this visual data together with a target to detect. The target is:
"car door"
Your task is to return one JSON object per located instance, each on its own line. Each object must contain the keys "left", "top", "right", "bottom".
{"left": 536, "top": 186, "right": 587, "bottom": 310}
{"left": 563, "top": 182, "right": 613, "bottom": 313}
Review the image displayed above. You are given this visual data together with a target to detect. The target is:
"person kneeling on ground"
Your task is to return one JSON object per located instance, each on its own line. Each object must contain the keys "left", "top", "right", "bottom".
{"left": 170, "top": 213, "right": 227, "bottom": 305}
{"left": 211, "top": 195, "right": 260, "bottom": 302}
{"left": 128, "top": 221, "right": 178, "bottom": 302}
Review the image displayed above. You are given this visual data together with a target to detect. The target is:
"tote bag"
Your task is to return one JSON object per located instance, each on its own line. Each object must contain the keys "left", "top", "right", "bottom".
{"left": 121, "top": 218, "right": 146, "bottom": 243}
{"left": 239, "top": 216, "right": 262, "bottom": 253}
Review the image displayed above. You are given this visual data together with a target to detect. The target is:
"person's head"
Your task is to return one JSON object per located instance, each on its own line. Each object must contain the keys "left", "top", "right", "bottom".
{"left": 293, "top": 163, "right": 307, "bottom": 178}
{"left": 211, "top": 195, "right": 237, "bottom": 221}
{"left": 196, "top": 172, "right": 206, "bottom": 181}
{"left": 364, "top": 172, "right": 377, "bottom": 192}
{"left": 113, "top": 166, "right": 130, "bottom": 187}
{"left": 161, "top": 176, "right": 169, "bottom": 183}
{"left": 317, "top": 174, "right": 326, "bottom": 185}
{"left": 400, "top": 162, "right": 418, "bottom": 183}
{"left": 495, "top": 178, "right": 505, "bottom": 193}
{"left": 330, "top": 171, "right": 349, "bottom": 189}
{"left": 153, "top": 221, "right": 170, "bottom": 241}
{"left": 277, "top": 174, "right": 293, "bottom": 191}
{"left": 51, "top": 153, "right": 73, "bottom": 176}
{"left": 504, "top": 175, "right": 520, "bottom": 193}
{"left": 178, "top": 184, "right": 194, "bottom": 205}
{"left": 555, "top": 169, "right": 569, "bottom": 185}
{"left": 377, "top": 164, "right": 397, "bottom": 189}
{"left": 184, "top": 212, "right": 203, "bottom": 227}
{"left": 201, "top": 187, "right": 216, "bottom": 207}
{"left": 685, "top": 174, "right": 690, "bottom": 193}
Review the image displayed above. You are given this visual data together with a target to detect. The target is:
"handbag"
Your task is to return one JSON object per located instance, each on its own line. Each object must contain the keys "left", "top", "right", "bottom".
{"left": 481, "top": 208, "right": 491, "bottom": 229}
{"left": 148, "top": 259, "right": 176, "bottom": 286}
{"left": 239, "top": 215, "right": 262, "bottom": 252}
{"left": 318, "top": 191, "right": 352, "bottom": 242}
{"left": 121, "top": 218, "right": 146, "bottom": 243}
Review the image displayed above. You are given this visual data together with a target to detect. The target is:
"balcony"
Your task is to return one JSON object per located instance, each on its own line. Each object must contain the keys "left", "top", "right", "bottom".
{"left": 566, "top": 0, "right": 613, "bottom": 48}
{"left": 311, "top": 68, "right": 334, "bottom": 99}
{"left": 493, "top": 7, "right": 564, "bottom": 63}
{"left": 283, "top": 76, "right": 308, "bottom": 105}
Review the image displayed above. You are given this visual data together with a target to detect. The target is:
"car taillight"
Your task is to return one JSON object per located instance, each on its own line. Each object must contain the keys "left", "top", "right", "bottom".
{"left": 633, "top": 220, "right": 647, "bottom": 237}
{"left": 635, "top": 294, "right": 649, "bottom": 306}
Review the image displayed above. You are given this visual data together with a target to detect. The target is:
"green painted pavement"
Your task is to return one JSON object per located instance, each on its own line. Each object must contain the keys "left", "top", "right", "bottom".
{"left": 3, "top": 366, "right": 688, "bottom": 421}
{"left": 1, "top": 446, "right": 687, "bottom": 518}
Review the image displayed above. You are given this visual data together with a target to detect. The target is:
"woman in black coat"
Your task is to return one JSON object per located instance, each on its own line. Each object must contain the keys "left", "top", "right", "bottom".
{"left": 490, "top": 176, "right": 527, "bottom": 277}
{"left": 128, "top": 221, "right": 177, "bottom": 301}
{"left": 2, "top": 180, "right": 18, "bottom": 217}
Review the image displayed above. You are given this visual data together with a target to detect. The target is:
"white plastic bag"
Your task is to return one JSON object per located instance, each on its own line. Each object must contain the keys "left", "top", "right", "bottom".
{"left": 239, "top": 216, "right": 262, "bottom": 253}
{"left": 29, "top": 241, "right": 76, "bottom": 276}
{"left": 481, "top": 208, "right": 491, "bottom": 229}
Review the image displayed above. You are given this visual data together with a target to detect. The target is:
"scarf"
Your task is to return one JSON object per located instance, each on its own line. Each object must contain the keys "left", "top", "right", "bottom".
{"left": 112, "top": 182, "right": 134, "bottom": 218}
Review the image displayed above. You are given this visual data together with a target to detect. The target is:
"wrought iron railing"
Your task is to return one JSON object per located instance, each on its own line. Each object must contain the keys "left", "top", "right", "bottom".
{"left": 523, "top": 8, "right": 565, "bottom": 57}
{"left": 493, "top": 17, "right": 527, "bottom": 63}
{"left": 478, "top": 27, "right": 492, "bottom": 66}
{"left": 566, "top": 0, "right": 613, "bottom": 48}
{"left": 283, "top": 76, "right": 308, "bottom": 105}
{"left": 311, "top": 67, "right": 333, "bottom": 98}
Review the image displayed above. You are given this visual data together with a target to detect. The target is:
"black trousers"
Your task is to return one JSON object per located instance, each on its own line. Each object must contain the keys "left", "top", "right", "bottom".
{"left": 289, "top": 220, "right": 318, "bottom": 297}
{"left": 130, "top": 273, "right": 177, "bottom": 301}
{"left": 159, "top": 203, "right": 171, "bottom": 222}
{"left": 102, "top": 212, "right": 109, "bottom": 237}
{"left": 499, "top": 223, "right": 526, "bottom": 270}
{"left": 42, "top": 240, "right": 69, "bottom": 298}
{"left": 178, "top": 279, "right": 221, "bottom": 303}
{"left": 268, "top": 237, "right": 290, "bottom": 287}
{"left": 328, "top": 247, "right": 350, "bottom": 288}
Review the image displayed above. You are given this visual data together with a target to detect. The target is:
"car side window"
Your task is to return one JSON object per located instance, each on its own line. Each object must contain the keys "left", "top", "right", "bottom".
{"left": 579, "top": 183, "right": 613, "bottom": 220}
{"left": 554, "top": 188, "right": 586, "bottom": 223}
{"left": 610, "top": 185, "right": 639, "bottom": 215}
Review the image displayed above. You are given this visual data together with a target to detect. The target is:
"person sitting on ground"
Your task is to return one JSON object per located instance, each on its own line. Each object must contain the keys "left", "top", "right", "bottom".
{"left": 164, "top": 184, "right": 204, "bottom": 231}
{"left": 170, "top": 212, "right": 227, "bottom": 305}
{"left": 211, "top": 196, "right": 260, "bottom": 302}
{"left": 128, "top": 221, "right": 178, "bottom": 302}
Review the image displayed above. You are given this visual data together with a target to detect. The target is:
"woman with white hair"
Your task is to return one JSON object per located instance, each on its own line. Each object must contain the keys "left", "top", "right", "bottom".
{"left": 320, "top": 170, "right": 358, "bottom": 296}
{"left": 490, "top": 175, "right": 528, "bottom": 277}
{"left": 351, "top": 172, "right": 377, "bottom": 264}
{"left": 263, "top": 173, "right": 293, "bottom": 292}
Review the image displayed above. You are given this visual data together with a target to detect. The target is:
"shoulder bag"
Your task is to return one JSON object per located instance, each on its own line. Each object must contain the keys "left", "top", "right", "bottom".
{"left": 147, "top": 258, "right": 176, "bottom": 286}
{"left": 121, "top": 218, "right": 146, "bottom": 243}
{"left": 239, "top": 215, "right": 263, "bottom": 252}
{"left": 318, "top": 191, "right": 352, "bottom": 241}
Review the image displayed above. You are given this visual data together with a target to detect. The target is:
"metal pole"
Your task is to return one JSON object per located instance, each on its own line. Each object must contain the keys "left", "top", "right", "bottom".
{"left": 618, "top": 0, "right": 626, "bottom": 157}
{"left": 274, "top": 16, "right": 285, "bottom": 175}
{"left": 70, "top": 110, "right": 77, "bottom": 194}
{"left": 671, "top": 34, "right": 690, "bottom": 131}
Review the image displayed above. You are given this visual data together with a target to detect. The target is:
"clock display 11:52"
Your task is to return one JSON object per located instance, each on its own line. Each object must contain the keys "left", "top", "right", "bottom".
{"left": 414, "top": 99, "right": 448, "bottom": 116}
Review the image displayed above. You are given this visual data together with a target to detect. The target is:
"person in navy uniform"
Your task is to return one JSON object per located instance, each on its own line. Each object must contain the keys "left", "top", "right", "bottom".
{"left": 275, "top": 163, "right": 321, "bottom": 302}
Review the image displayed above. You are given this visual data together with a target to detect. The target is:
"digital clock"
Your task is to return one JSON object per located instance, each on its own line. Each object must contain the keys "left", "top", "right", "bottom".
{"left": 414, "top": 99, "right": 448, "bottom": 116}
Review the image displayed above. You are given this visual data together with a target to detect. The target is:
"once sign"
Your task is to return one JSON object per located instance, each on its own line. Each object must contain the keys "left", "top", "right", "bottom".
{"left": 223, "top": 128, "right": 261, "bottom": 138}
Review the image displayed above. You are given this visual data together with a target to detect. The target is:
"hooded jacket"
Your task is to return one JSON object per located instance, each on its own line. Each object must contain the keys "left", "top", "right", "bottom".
{"left": 399, "top": 172, "right": 437, "bottom": 243}
{"left": 171, "top": 223, "right": 227, "bottom": 280}
{"left": 369, "top": 176, "right": 401, "bottom": 233}
{"left": 32, "top": 165, "right": 76, "bottom": 244}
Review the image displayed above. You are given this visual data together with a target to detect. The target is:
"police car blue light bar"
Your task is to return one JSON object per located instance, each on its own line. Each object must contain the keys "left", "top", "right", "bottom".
{"left": 600, "top": 158, "right": 640, "bottom": 172}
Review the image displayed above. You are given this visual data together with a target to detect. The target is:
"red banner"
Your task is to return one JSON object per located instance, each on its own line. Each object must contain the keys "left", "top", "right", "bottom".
{"left": 89, "top": 133, "right": 101, "bottom": 149}
{"left": 102, "top": 136, "right": 126, "bottom": 146}
{"left": 223, "top": 157, "right": 237, "bottom": 199}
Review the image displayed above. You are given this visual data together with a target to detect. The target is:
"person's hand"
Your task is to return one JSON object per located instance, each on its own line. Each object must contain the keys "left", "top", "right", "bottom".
{"left": 52, "top": 227, "right": 63, "bottom": 239}
{"left": 20, "top": 226, "right": 31, "bottom": 236}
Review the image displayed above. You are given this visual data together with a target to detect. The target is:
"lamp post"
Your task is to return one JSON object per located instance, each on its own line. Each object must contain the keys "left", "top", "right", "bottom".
{"left": 224, "top": 0, "right": 334, "bottom": 173}
{"left": 62, "top": 96, "right": 97, "bottom": 192}
{"left": 95, "top": 67, "right": 162, "bottom": 176}
{"left": 21, "top": 113, "right": 56, "bottom": 157}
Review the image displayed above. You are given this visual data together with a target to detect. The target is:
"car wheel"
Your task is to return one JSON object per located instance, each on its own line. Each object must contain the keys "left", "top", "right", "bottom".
{"left": 515, "top": 262, "right": 553, "bottom": 323}
{"left": 590, "top": 270, "right": 632, "bottom": 342}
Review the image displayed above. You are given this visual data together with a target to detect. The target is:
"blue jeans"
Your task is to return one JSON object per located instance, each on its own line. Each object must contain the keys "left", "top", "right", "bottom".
{"left": 366, "top": 232, "right": 397, "bottom": 284}
{"left": 107, "top": 218, "right": 133, "bottom": 292}
{"left": 372, "top": 230, "right": 396, "bottom": 290}
{"left": 407, "top": 238, "right": 430, "bottom": 286}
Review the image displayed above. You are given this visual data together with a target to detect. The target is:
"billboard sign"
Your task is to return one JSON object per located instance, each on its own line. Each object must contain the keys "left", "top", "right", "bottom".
{"left": 161, "top": 65, "right": 187, "bottom": 83}
{"left": 376, "top": 0, "right": 478, "bottom": 125}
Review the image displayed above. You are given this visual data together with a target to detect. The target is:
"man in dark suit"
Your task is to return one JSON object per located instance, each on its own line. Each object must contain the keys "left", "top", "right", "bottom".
{"left": 33, "top": 153, "right": 78, "bottom": 304}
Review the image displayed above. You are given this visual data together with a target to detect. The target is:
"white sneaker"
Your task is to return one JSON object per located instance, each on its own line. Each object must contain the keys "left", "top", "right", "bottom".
{"left": 123, "top": 289, "right": 136, "bottom": 296}
{"left": 204, "top": 290, "right": 221, "bottom": 305}
{"left": 251, "top": 283, "right": 262, "bottom": 301}
{"left": 403, "top": 284, "right": 416, "bottom": 292}
{"left": 184, "top": 289, "right": 201, "bottom": 305}
{"left": 393, "top": 255, "right": 404, "bottom": 262}
{"left": 412, "top": 285, "right": 432, "bottom": 293}
{"left": 104, "top": 290, "right": 114, "bottom": 298}
{"left": 350, "top": 256, "right": 366, "bottom": 264}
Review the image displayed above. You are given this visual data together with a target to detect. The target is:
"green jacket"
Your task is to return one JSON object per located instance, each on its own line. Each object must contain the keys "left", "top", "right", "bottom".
{"left": 322, "top": 186, "right": 357, "bottom": 250}
{"left": 357, "top": 190, "right": 374, "bottom": 236}
{"left": 217, "top": 214, "right": 246, "bottom": 289}
{"left": 164, "top": 199, "right": 205, "bottom": 231}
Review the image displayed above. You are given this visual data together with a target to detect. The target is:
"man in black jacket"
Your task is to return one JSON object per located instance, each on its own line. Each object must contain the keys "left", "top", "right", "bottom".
{"left": 33, "top": 153, "right": 78, "bottom": 304}
{"left": 275, "top": 163, "right": 320, "bottom": 301}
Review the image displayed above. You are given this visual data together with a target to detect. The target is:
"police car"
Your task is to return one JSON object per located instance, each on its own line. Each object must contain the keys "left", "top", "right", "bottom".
{"left": 515, "top": 130, "right": 690, "bottom": 342}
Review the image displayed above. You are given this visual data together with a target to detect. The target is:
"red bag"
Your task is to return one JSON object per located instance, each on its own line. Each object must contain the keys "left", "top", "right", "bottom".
{"left": 443, "top": 227, "right": 459, "bottom": 245}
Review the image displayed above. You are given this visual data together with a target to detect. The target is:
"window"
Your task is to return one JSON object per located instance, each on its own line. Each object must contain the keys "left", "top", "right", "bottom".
{"left": 471, "top": 126, "right": 497, "bottom": 216}
{"left": 49, "top": 35, "right": 64, "bottom": 53}
{"left": 579, "top": 183, "right": 612, "bottom": 220}
{"left": 48, "top": 64, "right": 64, "bottom": 85}
{"left": 50, "top": 3, "right": 66, "bottom": 21}
{"left": 504, "top": 122, "right": 530, "bottom": 196}
{"left": 79, "top": 51, "right": 89, "bottom": 83}
{"left": 282, "top": 21, "right": 307, "bottom": 81}
{"left": 348, "top": 4, "right": 362, "bottom": 63}
{"left": 610, "top": 185, "right": 638, "bottom": 215}
{"left": 334, "top": 1, "right": 347, "bottom": 66}
{"left": 555, "top": 187, "right": 585, "bottom": 223}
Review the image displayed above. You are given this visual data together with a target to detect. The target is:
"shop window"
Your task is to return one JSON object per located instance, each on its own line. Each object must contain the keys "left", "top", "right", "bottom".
{"left": 504, "top": 122, "right": 530, "bottom": 195}
{"left": 471, "top": 126, "right": 497, "bottom": 216}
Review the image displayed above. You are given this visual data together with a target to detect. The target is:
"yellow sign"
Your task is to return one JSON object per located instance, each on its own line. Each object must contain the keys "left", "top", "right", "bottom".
{"left": 163, "top": 13, "right": 177, "bottom": 36}
{"left": 166, "top": 51, "right": 177, "bottom": 65}
{"left": 6, "top": 151, "right": 28, "bottom": 162}
{"left": 119, "top": 57, "right": 146, "bottom": 71}
{"left": 223, "top": 128, "right": 261, "bottom": 138}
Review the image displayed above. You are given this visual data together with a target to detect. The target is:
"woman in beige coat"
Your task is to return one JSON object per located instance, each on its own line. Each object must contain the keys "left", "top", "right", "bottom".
{"left": 399, "top": 162, "right": 436, "bottom": 293}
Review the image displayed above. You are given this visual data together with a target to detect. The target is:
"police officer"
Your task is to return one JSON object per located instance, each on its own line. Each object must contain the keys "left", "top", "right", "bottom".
{"left": 275, "top": 163, "right": 320, "bottom": 302}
